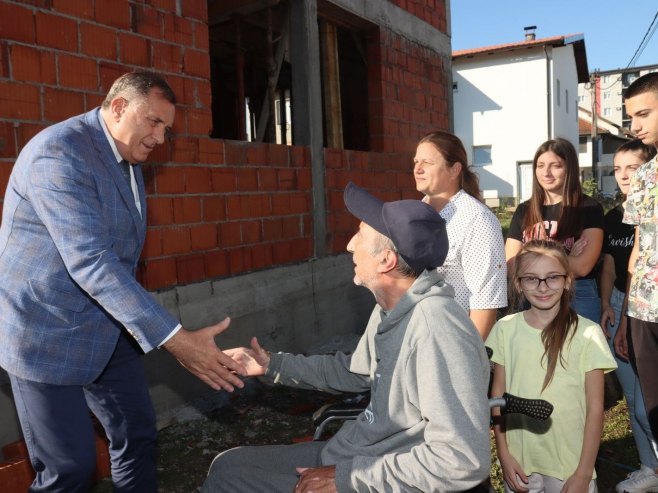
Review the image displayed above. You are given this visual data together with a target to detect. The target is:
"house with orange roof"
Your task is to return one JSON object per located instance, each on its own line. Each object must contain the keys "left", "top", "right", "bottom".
{"left": 452, "top": 27, "right": 589, "bottom": 204}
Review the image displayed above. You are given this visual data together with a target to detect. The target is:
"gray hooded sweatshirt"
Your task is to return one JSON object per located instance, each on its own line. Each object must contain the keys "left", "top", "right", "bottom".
{"left": 267, "top": 269, "right": 491, "bottom": 492}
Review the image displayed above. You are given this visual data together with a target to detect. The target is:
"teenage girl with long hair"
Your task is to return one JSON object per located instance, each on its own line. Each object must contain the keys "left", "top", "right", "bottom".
{"left": 487, "top": 240, "right": 616, "bottom": 493}
{"left": 505, "top": 138, "right": 604, "bottom": 323}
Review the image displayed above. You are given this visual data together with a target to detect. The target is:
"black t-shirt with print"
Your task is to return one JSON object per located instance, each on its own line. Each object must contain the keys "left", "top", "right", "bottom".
{"left": 603, "top": 205, "right": 635, "bottom": 293}
{"left": 508, "top": 195, "right": 605, "bottom": 279}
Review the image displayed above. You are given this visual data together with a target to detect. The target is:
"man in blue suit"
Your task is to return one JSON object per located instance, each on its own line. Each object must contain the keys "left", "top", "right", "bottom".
{"left": 0, "top": 71, "right": 247, "bottom": 492}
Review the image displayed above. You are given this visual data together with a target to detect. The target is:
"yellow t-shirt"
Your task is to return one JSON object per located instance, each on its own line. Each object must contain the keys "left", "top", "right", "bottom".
{"left": 486, "top": 313, "right": 617, "bottom": 480}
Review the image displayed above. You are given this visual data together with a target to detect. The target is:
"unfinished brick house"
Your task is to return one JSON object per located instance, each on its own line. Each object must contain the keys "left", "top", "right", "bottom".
{"left": 0, "top": 0, "right": 452, "bottom": 448}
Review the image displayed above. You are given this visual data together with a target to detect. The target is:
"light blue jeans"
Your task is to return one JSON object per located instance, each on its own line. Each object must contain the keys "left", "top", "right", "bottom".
{"left": 571, "top": 278, "right": 601, "bottom": 325}
{"left": 607, "top": 286, "right": 658, "bottom": 468}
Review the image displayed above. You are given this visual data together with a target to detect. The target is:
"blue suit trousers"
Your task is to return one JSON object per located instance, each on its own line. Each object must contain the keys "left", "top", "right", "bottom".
{"left": 9, "top": 332, "right": 157, "bottom": 492}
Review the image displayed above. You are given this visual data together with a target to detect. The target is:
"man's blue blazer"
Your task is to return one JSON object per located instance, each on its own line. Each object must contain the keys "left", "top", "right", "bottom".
{"left": 0, "top": 109, "right": 179, "bottom": 385}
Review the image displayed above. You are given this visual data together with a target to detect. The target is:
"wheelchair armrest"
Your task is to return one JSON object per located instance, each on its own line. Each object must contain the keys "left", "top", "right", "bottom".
{"left": 312, "top": 402, "right": 366, "bottom": 440}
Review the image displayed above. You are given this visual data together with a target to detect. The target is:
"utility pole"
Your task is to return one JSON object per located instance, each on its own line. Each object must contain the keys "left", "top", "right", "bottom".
{"left": 589, "top": 71, "right": 599, "bottom": 186}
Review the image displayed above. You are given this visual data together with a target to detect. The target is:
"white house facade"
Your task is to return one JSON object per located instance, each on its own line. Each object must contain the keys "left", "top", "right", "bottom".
{"left": 453, "top": 32, "right": 589, "bottom": 204}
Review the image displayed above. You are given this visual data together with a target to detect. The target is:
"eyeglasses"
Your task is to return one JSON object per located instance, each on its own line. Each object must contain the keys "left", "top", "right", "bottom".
{"left": 519, "top": 274, "right": 567, "bottom": 290}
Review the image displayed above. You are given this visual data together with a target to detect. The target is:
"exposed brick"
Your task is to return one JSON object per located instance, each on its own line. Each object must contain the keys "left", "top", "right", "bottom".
{"left": 95, "top": 0, "right": 130, "bottom": 29}
{"left": 133, "top": 4, "right": 162, "bottom": 39}
{"left": 0, "top": 3, "right": 35, "bottom": 44}
{"left": 290, "top": 145, "right": 310, "bottom": 167}
{"left": 181, "top": 0, "right": 207, "bottom": 21}
{"left": 35, "top": 12, "right": 77, "bottom": 52}
{"left": 296, "top": 168, "right": 311, "bottom": 190}
{"left": 176, "top": 254, "right": 205, "bottom": 284}
{"left": 0, "top": 122, "right": 16, "bottom": 159}
{"left": 290, "top": 238, "right": 312, "bottom": 261}
{"left": 80, "top": 23, "right": 117, "bottom": 60}
{"left": 162, "top": 226, "right": 191, "bottom": 254}
{"left": 211, "top": 168, "right": 236, "bottom": 193}
{"left": 93, "top": 434, "right": 111, "bottom": 481}
{"left": 1, "top": 439, "right": 28, "bottom": 460}
{"left": 146, "top": 197, "right": 174, "bottom": 225}
{"left": 204, "top": 248, "right": 229, "bottom": 278}
{"left": 98, "top": 62, "right": 127, "bottom": 93}
{"left": 171, "top": 137, "right": 198, "bottom": 164}
{"left": 147, "top": 0, "right": 177, "bottom": 11}
{"left": 151, "top": 41, "right": 183, "bottom": 73}
{"left": 246, "top": 143, "right": 266, "bottom": 165}
{"left": 223, "top": 140, "right": 247, "bottom": 165}
{"left": 196, "top": 79, "right": 212, "bottom": 108}
{"left": 165, "top": 74, "right": 195, "bottom": 107}
{"left": 85, "top": 92, "right": 105, "bottom": 111}
{"left": 186, "top": 108, "right": 212, "bottom": 136}
{"left": 267, "top": 143, "right": 289, "bottom": 166}
{"left": 202, "top": 195, "right": 225, "bottom": 222}
{"left": 16, "top": 123, "right": 46, "bottom": 151}
{"left": 164, "top": 14, "right": 193, "bottom": 46}
{"left": 272, "top": 242, "right": 293, "bottom": 265}
{"left": 282, "top": 216, "right": 301, "bottom": 239}
{"left": 185, "top": 166, "right": 212, "bottom": 193}
{"left": 10, "top": 45, "right": 56, "bottom": 84}
{"left": 190, "top": 223, "right": 217, "bottom": 250}
{"left": 0, "top": 82, "right": 40, "bottom": 120}
{"left": 263, "top": 218, "right": 283, "bottom": 241}
{"left": 277, "top": 169, "right": 296, "bottom": 191}
{"left": 225, "top": 194, "right": 268, "bottom": 221}
{"left": 53, "top": 0, "right": 94, "bottom": 19}
{"left": 258, "top": 168, "right": 277, "bottom": 191}
{"left": 249, "top": 243, "right": 273, "bottom": 270}
{"left": 218, "top": 221, "right": 241, "bottom": 247}
{"left": 227, "top": 248, "right": 246, "bottom": 274}
{"left": 236, "top": 168, "right": 258, "bottom": 191}
{"left": 142, "top": 228, "right": 163, "bottom": 257}
{"left": 142, "top": 257, "right": 177, "bottom": 290}
{"left": 198, "top": 138, "right": 223, "bottom": 164}
{"left": 58, "top": 54, "right": 98, "bottom": 90}
{"left": 118, "top": 32, "right": 149, "bottom": 66}
{"left": 240, "top": 220, "right": 261, "bottom": 244}
{"left": 44, "top": 88, "right": 85, "bottom": 123}
{"left": 193, "top": 21, "right": 209, "bottom": 51}
{"left": 182, "top": 48, "right": 210, "bottom": 79}
{"left": 155, "top": 166, "right": 185, "bottom": 194}
{"left": 0, "top": 456, "right": 35, "bottom": 492}
{"left": 0, "top": 41, "right": 9, "bottom": 79}
{"left": 172, "top": 196, "right": 201, "bottom": 223}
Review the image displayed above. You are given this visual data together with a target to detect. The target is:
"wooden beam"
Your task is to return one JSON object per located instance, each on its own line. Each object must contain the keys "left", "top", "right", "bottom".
{"left": 320, "top": 19, "right": 343, "bottom": 149}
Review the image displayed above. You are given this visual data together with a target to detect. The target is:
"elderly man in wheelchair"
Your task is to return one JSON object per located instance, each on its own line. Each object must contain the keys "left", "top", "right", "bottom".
{"left": 202, "top": 182, "right": 523, "bottom": 492}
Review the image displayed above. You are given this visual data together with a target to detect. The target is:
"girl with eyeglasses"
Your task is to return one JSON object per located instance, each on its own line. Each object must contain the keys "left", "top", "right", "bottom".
{"left": 505, "top": 138, "right": 604, "bottom": 324}
{"left": 487, "top": 240, "right": 616, "bottom": 493}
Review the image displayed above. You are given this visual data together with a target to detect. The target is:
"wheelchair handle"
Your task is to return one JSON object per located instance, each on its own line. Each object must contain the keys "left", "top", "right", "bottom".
{"left": 490, "top": 392, "right": 553, "bottom": 421}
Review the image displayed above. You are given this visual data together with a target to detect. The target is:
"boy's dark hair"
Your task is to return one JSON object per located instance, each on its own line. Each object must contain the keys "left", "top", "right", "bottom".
{"left": 614, "top": 139, "right": 658, "bottom": 162}
{"left": 624, "top": 72, "right": 658, "bottom": 100}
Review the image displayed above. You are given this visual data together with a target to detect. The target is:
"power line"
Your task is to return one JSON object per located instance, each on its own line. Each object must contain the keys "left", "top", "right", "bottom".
{"left": 625, "top": 9, "right": 658, "bottom": 69}
{"left": 595, "top": 9, "right": 658, "bottom": 92}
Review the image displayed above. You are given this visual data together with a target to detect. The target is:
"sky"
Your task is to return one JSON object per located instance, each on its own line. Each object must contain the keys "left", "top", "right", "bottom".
{"left": 451, "top": 1, "right": 658, "bottom": 73}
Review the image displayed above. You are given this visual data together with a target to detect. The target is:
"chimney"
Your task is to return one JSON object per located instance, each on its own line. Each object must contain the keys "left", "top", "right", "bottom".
{"left": 524, "top": 25, "right": 537, "bottom": 41}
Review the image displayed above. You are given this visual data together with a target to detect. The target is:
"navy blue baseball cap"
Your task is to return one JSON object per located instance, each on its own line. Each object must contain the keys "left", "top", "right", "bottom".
{"left": 343, "top": 182, "right": 449, "bottom": 273}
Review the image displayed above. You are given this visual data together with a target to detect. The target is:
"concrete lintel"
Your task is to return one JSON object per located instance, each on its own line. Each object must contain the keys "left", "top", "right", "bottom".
{"left": 326, "top": 0, "right": 451, "bottom": 56}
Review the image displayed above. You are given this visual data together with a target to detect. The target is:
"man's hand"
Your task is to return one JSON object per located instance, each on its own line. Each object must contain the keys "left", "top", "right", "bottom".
{"left": 163, "top": 317, "right": 247, "bottom": 391}
{"left": 224, "top": 337, "right": 271, "bottom": 376}
{"left": 295, "top": 466, "right": 337, "bottom": 493}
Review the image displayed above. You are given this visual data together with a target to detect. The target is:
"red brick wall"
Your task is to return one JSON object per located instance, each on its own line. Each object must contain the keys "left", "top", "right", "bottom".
{"left": 0, "top": 0, "right": 450, "bottom": 291}
{"left": 390, "top": 0, "right": 447, "bottom": 32}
